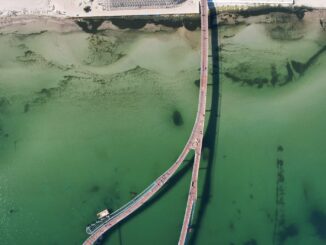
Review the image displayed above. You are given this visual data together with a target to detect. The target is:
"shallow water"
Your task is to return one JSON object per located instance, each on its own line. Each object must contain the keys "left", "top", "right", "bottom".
{"left": 0, "top": 11, "right": 325, "bottom": 245}
{"left": 195, "top": 11, "right": 326, "bottom": 245}
{"left": 0, "top": 25, "right": 200, "bottom": 245}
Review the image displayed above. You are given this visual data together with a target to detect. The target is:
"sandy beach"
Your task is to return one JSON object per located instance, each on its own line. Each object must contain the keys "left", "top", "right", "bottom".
{"left": 0, "top": 0, "right": 325, "bottom": 19}
{"left": 295, "top": 0, "right": 326, "bottom": 8}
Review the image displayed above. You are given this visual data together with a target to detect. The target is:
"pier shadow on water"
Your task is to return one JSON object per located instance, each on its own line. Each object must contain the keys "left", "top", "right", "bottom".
{"left": 188, "top": 3, "right": 222, "bottom": 245}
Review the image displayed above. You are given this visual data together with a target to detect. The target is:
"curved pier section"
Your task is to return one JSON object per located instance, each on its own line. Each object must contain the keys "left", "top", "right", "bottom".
{"left": 82, "top": 1, "right": 208, "bottom": 244}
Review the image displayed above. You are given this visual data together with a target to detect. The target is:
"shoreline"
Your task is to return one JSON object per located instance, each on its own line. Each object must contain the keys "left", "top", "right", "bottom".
{"left": 1, "top": 6, "right": 324, "bottom": 34}
{"left": 0, "top": 0, "right": 325, "bottom": 19}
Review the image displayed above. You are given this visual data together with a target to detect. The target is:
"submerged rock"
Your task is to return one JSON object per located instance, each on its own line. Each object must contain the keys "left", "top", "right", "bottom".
{"left": 172, "top": 110, "right": 184, "bottom": 126}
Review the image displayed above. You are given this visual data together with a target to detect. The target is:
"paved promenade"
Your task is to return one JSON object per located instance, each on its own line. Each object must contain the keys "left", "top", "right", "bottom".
{"left": 1, "top": 0, "right": 325, "bottom": 19}
{"left": 0, "top": 0, "right": 199, "bottom": 18}
{"left": 209, "top": 0, "right": 294, "bottom": 7}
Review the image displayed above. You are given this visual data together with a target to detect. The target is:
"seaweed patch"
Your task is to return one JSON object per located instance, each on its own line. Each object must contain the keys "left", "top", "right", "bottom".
{"left": 84, "top": 34, "right": 125, "bottom": 66}
{"left": 224, "top": 60, "right": 305, "bottom": 88}
{"left": 16, "top": 49, "right": 71, "bottom": 71}
{"left": 15, "top": 30, "right": 47, "bottom": 41}
{"left": 24, "top": 75, "right": 78, "bottom": 112}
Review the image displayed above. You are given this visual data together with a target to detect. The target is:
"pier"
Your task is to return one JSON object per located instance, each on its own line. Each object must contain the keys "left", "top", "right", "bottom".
{"left": 82, "top": 0, "right": 208, "bottom": 244}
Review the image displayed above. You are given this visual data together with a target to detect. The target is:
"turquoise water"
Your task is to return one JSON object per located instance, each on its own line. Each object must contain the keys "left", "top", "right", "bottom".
{"left": 0, "top": 11, "right": 326, "bottom": 245}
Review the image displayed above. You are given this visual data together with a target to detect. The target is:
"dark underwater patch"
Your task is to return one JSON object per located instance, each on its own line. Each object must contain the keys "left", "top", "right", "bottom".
{"left": 310, "top": 209, "right": 326, "bottom": 240}
{"left": 77, "top": 15, "right": 200, "bottom": 31}
{"left": 15, "top": 30, "right": 47, "bottom": 40}
{"left": 291, "top": 45, "right": 326, "bottom": 75}
{"left": 291, "top": 60, "right": 306, "bottom": 75}
{"left": 9, "top": 208, "right": 18, "bottom": 214}
{"left": 0, "top": 97, "right": 9, "bottom": 112}
{"left": 84, "top": 34, "right": 125, "bottom": 66}
{"left": 184, "top": 20, "right": 199, "bottom": 31}
{"left": 270, "top": 64, "right": 280, "bottom": 86}
{"left": 24, "top": 103, "right": 30, "bottom": 113}
{"left": 237, "top": 6, "right": 311, "bottom": 20}
{"left": 224, "top": 71, "right": 269, "bottom": 88}
{"left": 224, "top": 58, "right": 314, "bottom": 87}
{"left": 172, "top": 110, "right": 184, "bottom": 126}
{"left": 243, "top": 238, "right": 257, "bottom": 245}
{"left": 16, "top": 49, "right": 70, "bottom": 71}
{"left": 75, "top": 19, "right": 104, "bottom": 33}
{"left": 273, "top": 146, "right": 287, "bottom": 244}
{"left": 89, "top": 185, "right": 100, "bottom": 193}
{"left": 229, "top": 221, "right": 235, "bottom": 232}
{"left": 279, "top": 224, "right": 299, "bottom": 243}
{"left": 24, "top": 75, "right": 75, "bottom": 112}
{"left": 16, "top": 50, "right": 38, "bottom": 63}
{"left": 111, "top": 18, "right": 147, "bottom": 29}
{"left": 285, "top": 62, "right": 294, "bottom": 83}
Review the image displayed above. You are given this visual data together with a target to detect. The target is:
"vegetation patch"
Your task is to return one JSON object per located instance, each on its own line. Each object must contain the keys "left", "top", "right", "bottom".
{"left": 84, "top": 34, "right": 125, "bottom": 66}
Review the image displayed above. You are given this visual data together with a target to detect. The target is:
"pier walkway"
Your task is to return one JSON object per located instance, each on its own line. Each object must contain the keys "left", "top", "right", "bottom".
{"left": 82, "top": 1, "right": 208, "bottom": 244}
{"left": 178, "top": 0, "right": 208, "bottom": 243}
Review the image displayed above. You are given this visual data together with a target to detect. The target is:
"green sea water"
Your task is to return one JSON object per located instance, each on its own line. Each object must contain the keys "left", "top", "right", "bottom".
{"left": 0, "top": 25, "right": 200, "bottom": 244}
{"left": 0, "top": 11, "right": 325, "bottom": 245}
